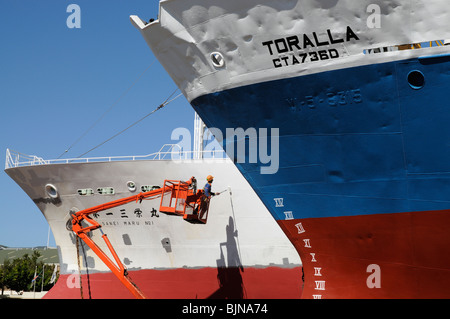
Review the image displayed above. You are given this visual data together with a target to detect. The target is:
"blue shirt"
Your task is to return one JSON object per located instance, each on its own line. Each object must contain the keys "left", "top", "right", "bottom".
{"left": 204, "top": 182, "right": 212, "bottom": 197}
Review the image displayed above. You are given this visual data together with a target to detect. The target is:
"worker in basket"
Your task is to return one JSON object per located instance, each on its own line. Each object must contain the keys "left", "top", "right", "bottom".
{"left": 195, "top": 175, "right": 219, "bottom": 218}
{"left": 203, "top": 175, "right": 217, "bottom": 198}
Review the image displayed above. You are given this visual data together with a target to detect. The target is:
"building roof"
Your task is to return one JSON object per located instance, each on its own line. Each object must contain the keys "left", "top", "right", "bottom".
{"left": 0, "top": 246, "right": 59, "bottom": 265}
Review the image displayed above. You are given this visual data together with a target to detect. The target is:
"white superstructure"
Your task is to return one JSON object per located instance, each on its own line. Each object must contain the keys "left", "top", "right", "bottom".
{"left": 5, "top": 147, "right": 300, "bottom": 276}
{"left": 131, "top": 0, "right": 450, "bottom": 103}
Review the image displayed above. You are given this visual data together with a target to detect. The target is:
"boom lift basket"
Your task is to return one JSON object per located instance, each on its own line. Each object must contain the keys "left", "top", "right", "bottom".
{"left": 183, "top": 193, "right": 210, "bottom": 224}
{"left": 159, "top": 180, "right": 192, "bottom": 215}
{"left": 159, "top": 179, "right": 209, "bottom": 224}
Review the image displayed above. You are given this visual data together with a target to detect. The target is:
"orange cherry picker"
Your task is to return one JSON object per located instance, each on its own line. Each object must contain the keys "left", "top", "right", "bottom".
{"left": 69, "top": 177, "right": 211, "bottom": 299}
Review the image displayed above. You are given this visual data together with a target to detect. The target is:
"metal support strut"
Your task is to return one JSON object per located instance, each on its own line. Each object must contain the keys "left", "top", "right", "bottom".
{"left": 70, "top": 177, "right": 209, "bottom": 299}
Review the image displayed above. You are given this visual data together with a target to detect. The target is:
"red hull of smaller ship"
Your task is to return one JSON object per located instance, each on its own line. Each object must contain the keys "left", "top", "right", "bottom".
{"left": 44, "top": 266, "right": 303, "bottom": 299}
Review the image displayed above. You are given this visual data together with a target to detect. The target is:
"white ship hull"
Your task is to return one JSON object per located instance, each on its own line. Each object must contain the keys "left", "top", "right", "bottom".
{"left": 5, "top": 154, "right": 301, "bottom": 298}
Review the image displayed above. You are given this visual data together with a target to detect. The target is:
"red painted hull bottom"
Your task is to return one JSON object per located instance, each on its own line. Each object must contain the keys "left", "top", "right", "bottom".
{"left": 278, "top": 209, "right": 450, "bottom": 299}
{"left": 44, "top": 266, "right": 303, "bottom": 299}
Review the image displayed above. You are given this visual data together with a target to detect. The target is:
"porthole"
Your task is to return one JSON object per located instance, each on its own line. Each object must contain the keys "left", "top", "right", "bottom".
{"left": 97, "top": 187, "right": 115, "bottom": 195}
{"left": 407, "top": 70, "right": 425, "bottom": 90}
{"left": 66, "top": 218, "right": 73, "bottom": 231}
{"left": 127, "top": 181, "right": 136, "bottom": 192}
{"left": 78, "top": 188, "right": 94, "bottom": 196}
{"left": 210, "top": 52, "right": 225, "bottom": 68}
{"left": 66, "top": 207, "right": 79, "bottom": 231}
{"left": 45, "top": 184, "right": 59, "bottom": 199}
{"left": 141, "top": 185, "right": 160, "bottom": 192}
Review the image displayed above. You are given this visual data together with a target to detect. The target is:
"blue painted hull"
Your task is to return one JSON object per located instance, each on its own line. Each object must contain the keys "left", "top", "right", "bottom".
{"left": 191, "top": 54, "right": 450, "bottom": 298}
{"left": 192, "top": 55, "right": 450, "bottom": 220}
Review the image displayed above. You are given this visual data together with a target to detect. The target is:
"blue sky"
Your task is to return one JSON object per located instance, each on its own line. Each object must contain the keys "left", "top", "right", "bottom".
{"left": 0, "top": 1, "right": 196, "bottom": 247}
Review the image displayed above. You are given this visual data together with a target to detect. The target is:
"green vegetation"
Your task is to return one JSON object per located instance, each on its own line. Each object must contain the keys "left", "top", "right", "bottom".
{"left": 0, "top": 250, "right": 58, "bottom": 295}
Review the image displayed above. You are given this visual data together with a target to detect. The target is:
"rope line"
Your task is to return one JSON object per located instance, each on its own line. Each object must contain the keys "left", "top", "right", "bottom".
{"left": 75, "top": 89, "right": 182, "bottom": 158}
{"left": 57, "top": 62, "right": 155, "bottom": 159}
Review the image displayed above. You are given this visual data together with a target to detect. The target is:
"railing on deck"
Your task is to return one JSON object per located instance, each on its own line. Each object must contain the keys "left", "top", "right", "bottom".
{"left": 5, "top": 144, "right": 226, "bottom": 169}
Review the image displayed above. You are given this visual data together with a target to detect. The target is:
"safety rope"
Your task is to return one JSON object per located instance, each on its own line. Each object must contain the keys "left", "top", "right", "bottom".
{"left": 79, "top": 239, "right": 92, "bottom": 299}
{"left": 75, "top": 236, "right": 84, "bottom": 299}
{"left": 75, "top": 236, "right": 92, "bottom": 299}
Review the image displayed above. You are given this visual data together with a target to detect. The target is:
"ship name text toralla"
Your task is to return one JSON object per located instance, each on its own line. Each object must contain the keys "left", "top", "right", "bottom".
{"left": 262, "top": 26, "right": 360, "bottom": 68}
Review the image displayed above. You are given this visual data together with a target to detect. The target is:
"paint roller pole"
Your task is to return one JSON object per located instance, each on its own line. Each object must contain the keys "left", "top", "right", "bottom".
{"left": 227, "top": 186, "right": 244, "bottom": 268}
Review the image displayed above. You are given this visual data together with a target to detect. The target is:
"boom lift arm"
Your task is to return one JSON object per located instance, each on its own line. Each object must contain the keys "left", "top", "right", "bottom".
{"left": 70, "top": 176, "right": 210, "bottom": 299}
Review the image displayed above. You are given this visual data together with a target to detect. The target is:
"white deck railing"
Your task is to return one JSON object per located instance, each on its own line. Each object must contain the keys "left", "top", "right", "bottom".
{"left": 5, "top": 144, "right": 226, "bottom": 169}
